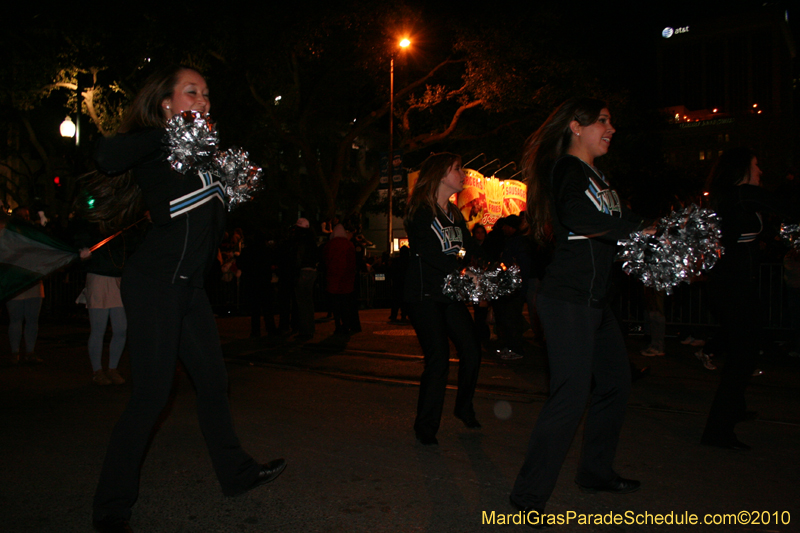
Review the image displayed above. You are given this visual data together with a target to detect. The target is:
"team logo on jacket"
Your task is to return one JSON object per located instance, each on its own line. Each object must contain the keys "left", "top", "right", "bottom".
{"left": 432, "top": 218, "right": 464, "bottom": 256}
{"left": 585, "top": 174, "right": 622, "bottom": 217}
{"left": 568, "top": 173, "right": 622, "bottom": 241}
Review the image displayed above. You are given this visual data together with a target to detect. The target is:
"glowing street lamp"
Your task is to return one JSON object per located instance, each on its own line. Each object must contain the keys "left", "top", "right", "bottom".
{"left": 60, "top": 116, "right": 76, "bottom": 138}
{"left": 387, "top": 37, "right": 411, "bottom": 253}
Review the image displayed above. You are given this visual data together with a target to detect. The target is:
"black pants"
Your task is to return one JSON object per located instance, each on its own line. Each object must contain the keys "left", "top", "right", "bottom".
{"left": 493, "top": 292, "right": 526, "bottom": 354}
{"left": 390, "top": 283, "right": 407, "bottom": 320}
{"left": 472, "top": 304, "right": 491, "bottom": 343}
{"left": 702, "top": 276, "right": 759, "bottom": 443}
{"left": 93, "top": 267, "right": 259, "bottom": 521}
{"left": 277, "top": 278, "right": 293, "bottom": 333}
{"left": 293, "top": 270, "right": 317, "bottom": 337}
{"left": 348, "top": 290, "right": 362, "bottom": 332}
{"left": 408, "top": 299, "right": 482, "bottom": 439}
{"left": 329, "top": 292, "right": 356, "bottom": 332}
{"left": 247, "top": 280, "right": 277, "bottom": 336}
{"left": 511, "top": 294, "right": 631, "bottom": 509}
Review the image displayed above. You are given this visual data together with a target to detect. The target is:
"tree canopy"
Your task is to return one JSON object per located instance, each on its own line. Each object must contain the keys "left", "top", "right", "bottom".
{"left": 1, "top": 1, "right": 666, "bottom": 224}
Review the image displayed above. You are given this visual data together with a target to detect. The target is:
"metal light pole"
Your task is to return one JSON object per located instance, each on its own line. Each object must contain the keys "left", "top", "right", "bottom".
{"left": 387, "top": 38, "right": 410, "bottom": 254}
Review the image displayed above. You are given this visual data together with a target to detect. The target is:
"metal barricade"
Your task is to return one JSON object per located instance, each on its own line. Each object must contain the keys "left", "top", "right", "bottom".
{"left": 613, "top": 263, "right": 793, "bottom": 330}
{"left": 24, "top": 263, "right": 797, "bottom": 333}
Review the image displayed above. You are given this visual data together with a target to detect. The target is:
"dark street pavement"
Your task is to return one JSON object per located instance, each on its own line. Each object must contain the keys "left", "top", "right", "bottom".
{"left": 1, "top": 308, "right": 799, "bottom": 532}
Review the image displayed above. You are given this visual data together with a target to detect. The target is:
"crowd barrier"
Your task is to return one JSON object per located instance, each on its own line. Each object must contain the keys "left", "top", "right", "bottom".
{"left": 25, "top": 264, "right": 797, "bottom": 332}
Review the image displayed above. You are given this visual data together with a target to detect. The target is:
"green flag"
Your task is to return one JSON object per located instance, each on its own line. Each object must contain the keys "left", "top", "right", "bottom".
{"left": 0, "top": 222, "right": 77, "bottom": 301}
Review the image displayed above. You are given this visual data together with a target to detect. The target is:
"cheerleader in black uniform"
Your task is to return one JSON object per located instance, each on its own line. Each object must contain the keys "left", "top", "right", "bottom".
{"left": 404, "top": 153, "right": 482, "bottom": 446}
{"left": 509, "top": 98, "right": 650, "bottom": 526}
{"left": 701, "top": 148, "right": 797, "bottom": 450}
{"left": 91, "top": 65, "right": 285, "bottom": 533}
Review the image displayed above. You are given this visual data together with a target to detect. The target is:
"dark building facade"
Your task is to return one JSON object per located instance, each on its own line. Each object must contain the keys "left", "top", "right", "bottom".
{"left": 656, "top": 7, "right": 797, "bottom": 187}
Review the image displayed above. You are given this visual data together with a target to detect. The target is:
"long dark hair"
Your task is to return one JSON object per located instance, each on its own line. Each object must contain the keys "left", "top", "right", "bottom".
{"left": 119, "top": 65, "right": 199, "bottom": 132}
{"left": 73, "top": 171, "right": 143, "bottom": 235}
{"left": 77, "top": 65, "right": 201, "bottom": 232}
{"left": 405, "top": 152, "right": 463, "bottom": 226}
{"left": 706, "top": 147, "right": 756, "bottom": 203}
{"left": 523, "top": 97, "right": 607, "bottom": 243}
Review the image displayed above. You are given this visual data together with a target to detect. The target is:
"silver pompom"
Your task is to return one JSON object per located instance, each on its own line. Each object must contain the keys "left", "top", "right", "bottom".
{"left": 443, "top": 267, "right": 485, "bottom": 303}
{"left": 442, "top": 263, "right": 523, "bottom": 302}
{"left": 780, "top": 224, "right": 800, "bottom": 250}
{"left": 617, "top": 205, "right": 724, "bottom": 295}
{"left": 165, "top": 112, "right": 262, "bottom": 210}
{"left": 165, "top": 111, "right": 218, "bottom": 174}
{"left": 211, "top": 147, "right": 262, "bottom": 210}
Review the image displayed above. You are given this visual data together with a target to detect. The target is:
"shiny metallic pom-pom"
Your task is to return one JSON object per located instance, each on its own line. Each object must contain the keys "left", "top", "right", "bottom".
{"left": 165, "top": 111, "right": 218, "bottom": 174}
{"left": 442, "top": 263, "right": 522, "bottom": 302}
{"left": 617, "top": 205, "right": 724, "bottom": 295}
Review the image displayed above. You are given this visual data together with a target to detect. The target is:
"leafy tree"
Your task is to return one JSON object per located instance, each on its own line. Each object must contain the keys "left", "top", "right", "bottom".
{"left": 1, "top": 2, "right": 642, "bottom": 228}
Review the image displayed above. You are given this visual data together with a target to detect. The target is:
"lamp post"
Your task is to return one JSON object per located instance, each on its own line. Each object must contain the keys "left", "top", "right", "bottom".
{"left": 60, "top": 75, "right": 84, "bottom": 147}
{"left": 387, "top": 37, "right": 411, "bottom": 254}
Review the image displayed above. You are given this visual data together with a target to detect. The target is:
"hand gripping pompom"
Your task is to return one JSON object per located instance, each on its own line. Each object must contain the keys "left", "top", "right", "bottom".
{"left": 165, "top": 111, "right": 262, "bottom": 210}
{"left": 780, "top": 224, "right": 800, "bottom": 250}
{"left": 442, "top": 263, "right": 522, "bottom": 303}
{"left": 617, "top": 205, "right": 723, "bottom": 295}
{"left": 165, "top": 111, "right": 219, "bottom": 174}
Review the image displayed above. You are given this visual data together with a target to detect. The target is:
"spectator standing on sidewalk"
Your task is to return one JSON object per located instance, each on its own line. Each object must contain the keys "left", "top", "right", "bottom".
{"left": 73, "top": 220, "right": 138, "bottom": 385}
{"left": 323, "top": 224, "right": 357, "bottom": 334}
{"left": 237, "top": 228, "right": 278, "bottom": 338}
{"left": 289, "top": 218, "right": 319, "bottom": 341}
{"left": 388, "top": 246, "right": 410, "bottom": 323}
{"left": 493, "top": 214, "right": 530, "bottom": 361}
{"left": 470, "top": 224, "right": 491, "bottom": 344}
{"left": 5, "top": 207, "right": 44, "bottom": 365}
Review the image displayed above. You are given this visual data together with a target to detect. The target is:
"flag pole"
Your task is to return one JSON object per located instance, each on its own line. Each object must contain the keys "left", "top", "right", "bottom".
{"left": 89, "top": 216, "right": 147, "bottom": 253}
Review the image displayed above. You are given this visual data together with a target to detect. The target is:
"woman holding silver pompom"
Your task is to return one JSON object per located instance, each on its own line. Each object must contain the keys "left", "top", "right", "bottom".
{"left": 90, "top": 65, "right": 285, "bottom": 533}
{"left": 509, "top": 98, "right": 650, "bottom": 523}
{"left": 404, "top": 152, "right": 483, "bottom": 446}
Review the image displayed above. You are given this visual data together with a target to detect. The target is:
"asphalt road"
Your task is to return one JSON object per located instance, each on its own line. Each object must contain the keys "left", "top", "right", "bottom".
{"left": 1, "top": 309, "right": 798, "bottom": 532}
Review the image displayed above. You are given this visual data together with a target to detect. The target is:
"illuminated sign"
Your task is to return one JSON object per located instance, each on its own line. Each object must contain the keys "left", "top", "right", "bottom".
{"left": 454, "top": 169, "right": 527, "bottom": 231}
{"left": 662, "top": 26, "right": 689, "bottom": 38}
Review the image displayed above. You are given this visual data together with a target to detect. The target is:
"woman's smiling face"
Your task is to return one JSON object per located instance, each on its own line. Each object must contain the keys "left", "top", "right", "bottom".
{"left": 161, "top": 69, "right": 210, "bottom": 120}
{"left": 574, "top": 108, "right": 615, "bottom": 161}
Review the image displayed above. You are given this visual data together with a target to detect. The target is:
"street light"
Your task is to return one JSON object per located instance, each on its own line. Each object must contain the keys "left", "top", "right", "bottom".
{"left": 60, "top": 116, "right": 76, "bottom": 138}
{"left": 387, "top": 37, "right": 411, "bottom": 254}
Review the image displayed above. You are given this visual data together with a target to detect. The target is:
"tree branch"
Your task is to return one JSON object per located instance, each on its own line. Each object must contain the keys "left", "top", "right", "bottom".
{"left": 42, "top": 82, "right": 77, "bottom": 92}
{"left": 405, "top": 99, "right": 483, "bottom": 150}
{"left": 81, "top": 88, "right": 106, "bottom": 136}
{"left": 0, "top": 161, "right": 34, "bottom": 180}
{"left": 327, "top": 58, "right": 466, "bottom": 210}
{"left": 401, "top": 84, "right": 467, "bottom": 131}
